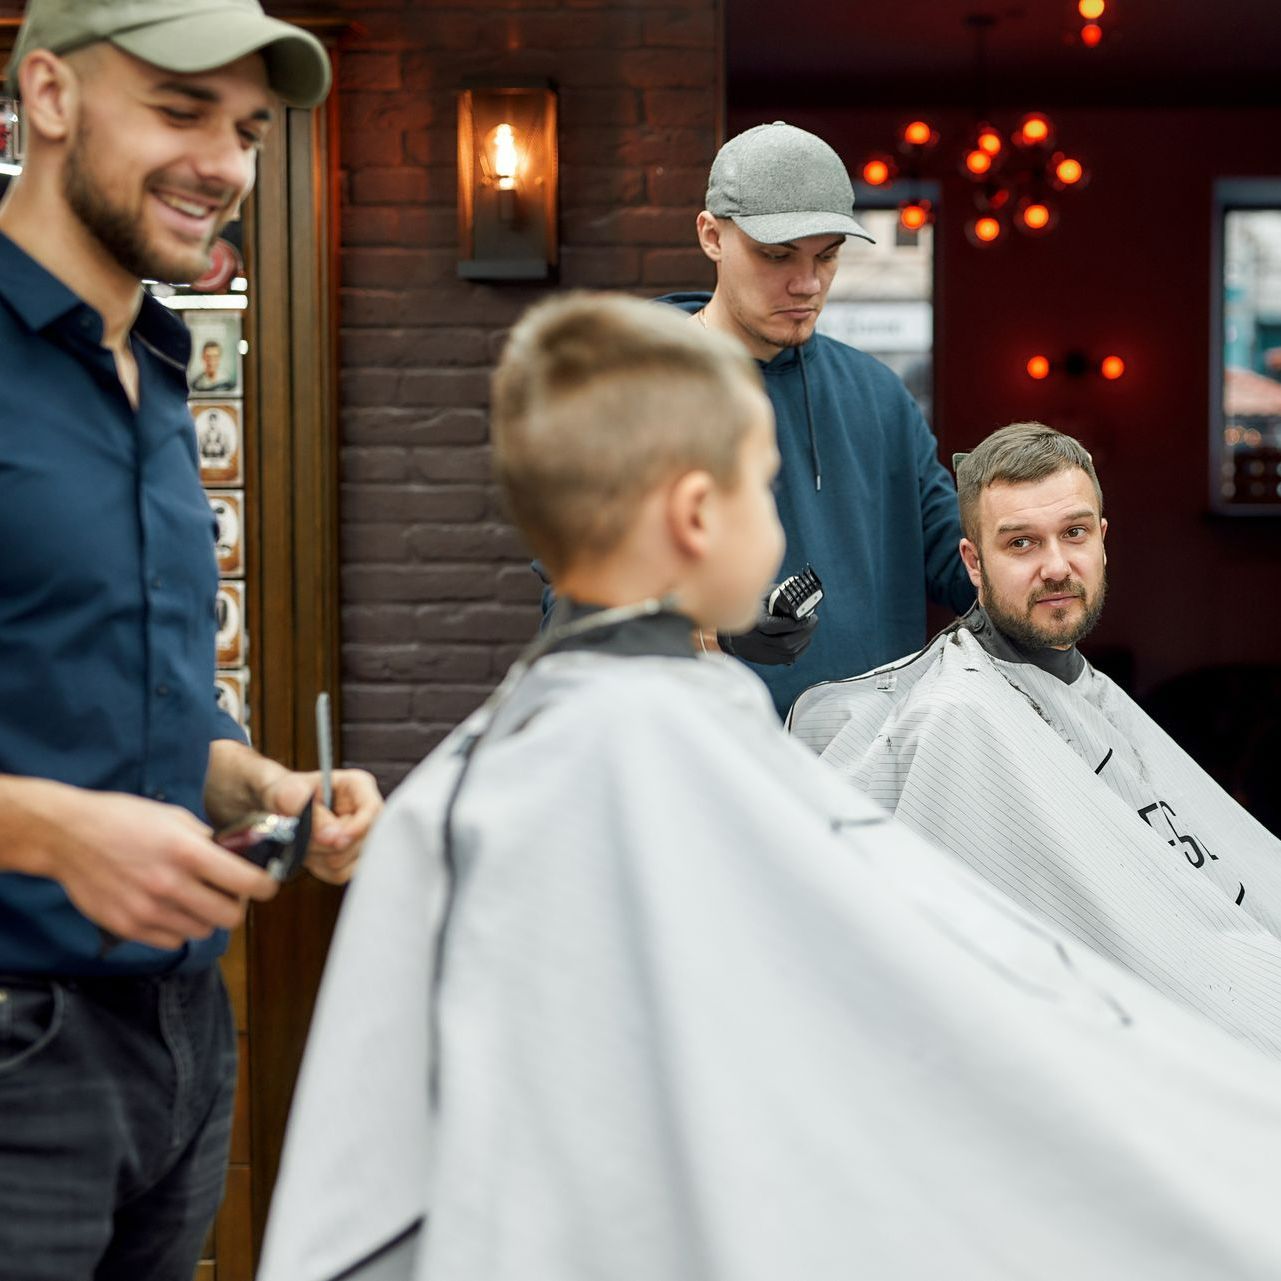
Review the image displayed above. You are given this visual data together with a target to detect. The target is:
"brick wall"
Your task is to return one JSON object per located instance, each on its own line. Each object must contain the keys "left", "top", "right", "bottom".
{"left": 330, "top": 0, "right": 722, "bottom": 790}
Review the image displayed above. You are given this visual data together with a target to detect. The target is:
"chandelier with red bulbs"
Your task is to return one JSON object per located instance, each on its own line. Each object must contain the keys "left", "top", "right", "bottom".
{"left": 859, "top": 13, "right": 1090, "bottom": 246}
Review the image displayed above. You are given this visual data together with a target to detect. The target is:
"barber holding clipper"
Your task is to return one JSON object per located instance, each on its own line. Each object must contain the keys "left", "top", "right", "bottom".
{"left": 658, "top": 122, "right": 974, "bottom": 716}
{"left": 0, "top": 3, "right": 380, "bottom": 1277}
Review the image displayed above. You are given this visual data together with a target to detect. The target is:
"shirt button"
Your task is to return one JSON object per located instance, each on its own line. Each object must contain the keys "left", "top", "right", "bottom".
{"left": 151, "top": 576, "right": 163, "bottom": 590}
{"left": 153, "top": 790, "right": 167, "bottom": 802}
{"left": 156, "top": 684, "right": 170, "bottom": 697}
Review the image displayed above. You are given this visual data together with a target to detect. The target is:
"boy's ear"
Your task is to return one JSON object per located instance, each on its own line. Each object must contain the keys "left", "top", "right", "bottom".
{"left": 959, "top": 537, "right": 983, "bottom": 594}
{"left": 695, "top": 211, "right": 724, "bottom": 264}
{"left": 667, "top": 469, "right": 716, "bottom": 559}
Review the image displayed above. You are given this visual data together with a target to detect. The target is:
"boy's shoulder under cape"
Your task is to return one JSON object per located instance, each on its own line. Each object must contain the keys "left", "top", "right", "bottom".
{"left": 262, "top": 649, "right": 1281, "bottom": 1281}
{"left": 790, "top": 625, "right": 1281, "bottom": 1056}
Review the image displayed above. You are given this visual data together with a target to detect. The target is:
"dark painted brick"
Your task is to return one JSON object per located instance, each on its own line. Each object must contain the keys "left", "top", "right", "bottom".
{"left": 412, "top": 684, "right": 493, "bottom": 721}
{"left": 497, "top": 563, "right": 545, "bottom": 603}
{"left": 646, "top": 163, "right": 709, "bottom": 206}
{"left": 342, "top": 564, "right": 500, "bottom": 601}
{"left": 340, "top": 446, "right": 412, "bottom": 482}
{"left": 343, "top": 484, "right": 490, "bottom": 523}
{"left": 416, "top": 603, "right": 540, "bottom": 643}
{"left": 405, "top": 523, "right": 530, "bottom": 562}
{"left": 641, "top": 246, "right": 713, "bottom": 286}
{"left": 342, "top": 642, "right": 494, "bottom": 683}
{"left": 410, "top": 446, "right": 493, "bottom": 482}
{"left": 338, "top": 52, "right": 403, "bottom": 91}
{"left": 619, "top": 48, "right": 715, "bottom": 88}
{"left": 641, "top": 9, "right": 716, "bottom": 47}
{"left": 352, "top": 167, "right": 430, "bottom": 204}
{"left": 559, "top": 246, "right": 643, "bottom": 287}
{"left": 399, "top": 369, "right": 492, "bottom": 407}
{"left": 643, "top": 89, "right": 717, "bottom": 128}
{"left": 344, "top": 683, "right": 415, "bottom": 721}
{"left": 343, "top": 130, "right": 407, "bottom": 168}
{"left": 339, "top": 523, "right": 414, "bottom": 563}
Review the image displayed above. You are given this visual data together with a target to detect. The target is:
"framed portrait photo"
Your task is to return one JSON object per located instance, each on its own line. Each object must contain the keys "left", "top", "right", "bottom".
{"left": 186, "top": 311, "right": 243, "bottom": 398}
{"left": 192, "top": 402, "right": 243, "bottom": 485}
{"left": 0, "top": 98, "right": 20, "bottom": 165}
{"left": 208, "top": 489, "right": 244, "bottom": 578}
{"left": 215, "top": 581, "right": 246, "bottom": 668}
{"left": 215, "top": 668, "right": 251, "bottom": 731}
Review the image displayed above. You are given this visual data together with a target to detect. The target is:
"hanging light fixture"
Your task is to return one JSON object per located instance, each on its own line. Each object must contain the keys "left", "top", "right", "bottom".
{"left": 859, "top": 13, "right": 1089, "bottom": 247}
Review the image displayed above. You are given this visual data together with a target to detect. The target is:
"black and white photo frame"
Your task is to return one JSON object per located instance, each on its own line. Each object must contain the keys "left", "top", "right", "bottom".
{"left": 193, "top": 402, "right": 243, "bottom": 485}
{"left": 215, "top": 581, "right": 246, "bottom": 668}
{"left": 208, "top": 490, "right": 244, "bottom": 578}
{"left": 186, "top": 311, "right": 243, "bottom": 398}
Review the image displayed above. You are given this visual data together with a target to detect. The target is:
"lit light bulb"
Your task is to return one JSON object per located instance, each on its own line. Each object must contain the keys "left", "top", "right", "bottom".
{"left": 965, "top": 149, "right": 993, "bottom": 176}
{"left": 1055, "top": 156, "right": 1084, "bottom": 185}
{"left": 976, "top": 127, "right": 1003, "bottom": 156}
{"left": 902, "top": 119, "right": 935, "bottom": 147}
{"left": 1078, "top": 0, "right": 1105, "bottom": 19}
{"left": 863, "top": 158, "right": 891, "bottom": 186}
{"left": 1100, "top": 355, "right": 1126, "bottom": 380}
{"left": 1026, "top": 355, "right": 1051, "bottom": 380}
{"left": 899, "top": 199, "right": 931, "bottom": 231}
{"left": 1016, "top": 113, "right": 1053, "bottom": 146}
{"left": 491, "top": 122, "right": 519, "bottom": 190}
{"left": 1022, "top": 203, "right": 1052, "bottom": 230}
{"left": 1080, "top": 22, "right": 1103, "bottom": 46}
{"left": 972, "top": 216, "right": 1002, "bottom": 244}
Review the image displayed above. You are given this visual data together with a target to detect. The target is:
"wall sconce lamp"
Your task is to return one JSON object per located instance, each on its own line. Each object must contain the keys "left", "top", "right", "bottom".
{"left": 457, "top": 77, "right": 558, "bottom": 281}
{"left": 1025, "top": 350, "right": 1126, "bottom": 380}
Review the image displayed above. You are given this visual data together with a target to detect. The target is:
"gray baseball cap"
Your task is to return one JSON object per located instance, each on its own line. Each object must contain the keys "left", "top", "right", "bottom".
{"left": 7, "top": 0, "right": 332, "bottom": 108}
{"left": 706, "top": 121, "right": 874, "bottom": 246}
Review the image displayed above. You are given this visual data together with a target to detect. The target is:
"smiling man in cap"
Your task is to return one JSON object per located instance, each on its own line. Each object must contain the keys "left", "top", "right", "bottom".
{"left": 658, "top": 122, "right": 974, "bottom": 716}
{"left": 0, "top": 3, "right": 381, "bottom": 1277}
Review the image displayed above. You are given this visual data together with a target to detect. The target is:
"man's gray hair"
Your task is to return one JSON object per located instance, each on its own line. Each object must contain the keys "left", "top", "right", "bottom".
{"left": 955, "top": 421, "right": 1103, "bottom": 543}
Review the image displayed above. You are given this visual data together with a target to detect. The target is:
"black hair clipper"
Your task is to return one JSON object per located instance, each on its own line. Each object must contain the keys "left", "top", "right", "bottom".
{"left": 767, "top": 565, "right": 824, "bottom": 621}
{"left": 215, "top": 797, "right": 313, "bottom": 883}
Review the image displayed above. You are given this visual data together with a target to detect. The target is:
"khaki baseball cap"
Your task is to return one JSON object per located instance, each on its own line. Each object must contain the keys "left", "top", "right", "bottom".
{"left": 707, "top": 121, "right": 873, "bottom": 246}
{"left": 7, "top": 0, "right": 332, "bottom": 108}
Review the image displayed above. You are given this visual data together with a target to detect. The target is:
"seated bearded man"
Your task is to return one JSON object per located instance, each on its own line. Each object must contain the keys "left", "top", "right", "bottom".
{"left": 790, "top": 421, "right": 1281, "bottom": 1058}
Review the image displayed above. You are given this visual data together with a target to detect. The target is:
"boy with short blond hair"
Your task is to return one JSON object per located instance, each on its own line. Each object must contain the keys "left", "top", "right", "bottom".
{"left": 265, "top": 295, "right": 1281, "bottom": 1281}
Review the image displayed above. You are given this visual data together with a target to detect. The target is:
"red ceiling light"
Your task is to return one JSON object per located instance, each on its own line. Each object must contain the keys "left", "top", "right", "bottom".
{"left": 862, "top": 156, "right": 895, "bottom": 186}
{"left": 1019, "top": 199, "right": 1056, "bottom": 232}
{"left": 1080, "top": 21, "right": 1104, "bottom": 46}
{"left": 1026, "top": 354, "right": 1052, "bottom": 380}
{"left": 898, "top": 199, "right": 932, "bottom": 232}
{"left": 1052, "top": 154, "right": 1086, "bottom": 187}
{"left": 976, "top": 125, "right": 1003, "bottom": 156}
{"left": 969, "top": 215, "right": 1004, "bottom": 245}
{"left": 1015, "top": 113, "right": 1054, "bottom": 147}
{"left": 901, "top": 119, "right": 937, "bottom": 149}
{"left": 1100, "top": 354, "right": 1126, "bottom": 380}
{"left": 861, "top": 17, "right": 1089, "bottom": 251}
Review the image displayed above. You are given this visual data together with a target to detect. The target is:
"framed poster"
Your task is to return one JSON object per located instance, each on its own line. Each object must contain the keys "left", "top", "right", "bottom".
{"left": 215, "top": 668, "right": 250, "bottom": 730}
{"left": 208, "top": 490, "right": 244, "bottom": 578}
{"left": 186, "top": 311, "right": 243, "bottom": 398}
{"left": 215, "top": 581, "right": 246, "bottom": 668}
{"left": 193, "top": 402, "right": 243, "bottom": 485}
{"left": 0, "top": 98, "right": 20, "bottom": 165}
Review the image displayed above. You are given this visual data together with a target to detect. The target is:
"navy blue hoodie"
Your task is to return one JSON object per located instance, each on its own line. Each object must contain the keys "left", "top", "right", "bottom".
{"left": 657, "top": 292, "right": 975, "bottom": 716}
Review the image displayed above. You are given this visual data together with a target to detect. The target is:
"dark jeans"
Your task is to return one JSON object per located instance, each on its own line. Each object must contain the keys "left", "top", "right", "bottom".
{"left": 0, "top": 965, "right": 237, "bottom": 1281}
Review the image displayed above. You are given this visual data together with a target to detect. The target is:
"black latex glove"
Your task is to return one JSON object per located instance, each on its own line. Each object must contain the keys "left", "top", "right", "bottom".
{"left": 718, "top": 610, "right": 818, "bottom": 666}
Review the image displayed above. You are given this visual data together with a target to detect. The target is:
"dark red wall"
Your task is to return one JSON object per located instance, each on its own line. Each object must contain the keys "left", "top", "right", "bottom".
{"left": 729, "top": 103, "right": 1281, "bottom": 693}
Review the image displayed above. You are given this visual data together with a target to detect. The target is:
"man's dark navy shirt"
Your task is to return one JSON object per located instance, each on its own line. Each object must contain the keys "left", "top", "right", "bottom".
{"left": 0, "top": 232, "right": 245, "bottom": 975}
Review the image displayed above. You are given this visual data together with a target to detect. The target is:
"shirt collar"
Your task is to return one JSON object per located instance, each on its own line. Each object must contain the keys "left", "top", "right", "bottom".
{"left": 0, "top": 231, "right": 191, "bottom": 366}
{"left": 964, "top": 603, "right": 1085, "bottom": 685}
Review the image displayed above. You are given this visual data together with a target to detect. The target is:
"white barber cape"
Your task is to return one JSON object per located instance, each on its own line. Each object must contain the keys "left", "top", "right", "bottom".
{"left": 262, "top": 632, "right": 1281, "bottom": 1281}
{"left": 790, "top": 621, "right": 1281, "bottom": 1058}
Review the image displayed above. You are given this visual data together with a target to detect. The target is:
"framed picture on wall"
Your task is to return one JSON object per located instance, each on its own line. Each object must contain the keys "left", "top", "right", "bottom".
{"left": 215, "top": 581, "right": 246, "bottom": 668}
{"left": 193, "top": 402, "right": 243, "bottom": 485}
{"left": 0, "top": 98, "right": 20, "bottom": 165}
{"left": 186, "top": 311, "right": 243, "bottom": 398}
{"left": 215, "top": 668, "right": 250, "bottom": 731}
{"left": 208, "top": 490, "right": 244, "bottom": 577}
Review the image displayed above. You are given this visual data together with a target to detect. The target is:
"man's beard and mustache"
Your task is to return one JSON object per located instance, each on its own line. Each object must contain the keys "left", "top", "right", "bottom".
{"left": 62, "top": 126, "right": 232, "bottom": 285}
{"left": 981, "top": 563, "right": 1107, "bottom": 651}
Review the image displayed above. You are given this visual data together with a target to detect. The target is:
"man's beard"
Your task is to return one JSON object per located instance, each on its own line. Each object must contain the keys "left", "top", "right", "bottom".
{"left": 981, "top": 563, "right": 1107, "bottom": 651}
{"left": 63, "top": 129, "right": 221, "bottom": 284}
